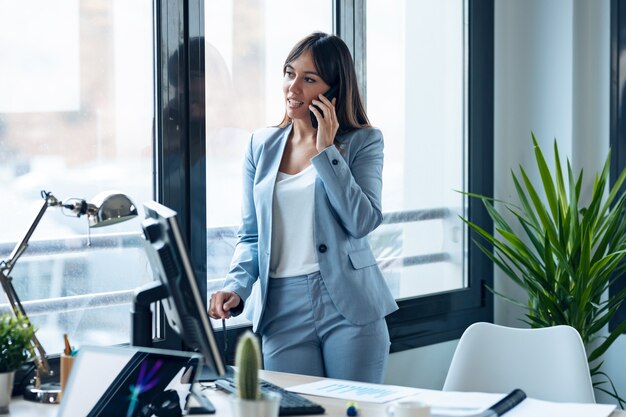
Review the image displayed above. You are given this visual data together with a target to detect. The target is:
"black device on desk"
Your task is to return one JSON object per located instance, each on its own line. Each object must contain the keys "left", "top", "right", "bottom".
{"left": 134, "top": 201, "right": 325, "bottom": 415}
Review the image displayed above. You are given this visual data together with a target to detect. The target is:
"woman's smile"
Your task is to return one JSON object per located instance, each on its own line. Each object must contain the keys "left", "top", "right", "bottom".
{"left": 287, "top": 97, "right": 305, "bottom": 109}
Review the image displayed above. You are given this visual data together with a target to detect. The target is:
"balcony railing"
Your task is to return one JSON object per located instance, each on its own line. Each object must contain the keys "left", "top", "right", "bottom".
{"left": 0, "top": 207, "right": 456, "bottom": 316}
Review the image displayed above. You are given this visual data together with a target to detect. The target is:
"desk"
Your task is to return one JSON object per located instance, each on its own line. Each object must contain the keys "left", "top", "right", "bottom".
{"left": 6, "top": 370, "right": 626, "bottom": 416}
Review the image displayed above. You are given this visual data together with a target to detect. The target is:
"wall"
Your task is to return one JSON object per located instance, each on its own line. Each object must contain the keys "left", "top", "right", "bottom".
{"left": 387, "top": 0, "right": 622, "bottom": 405}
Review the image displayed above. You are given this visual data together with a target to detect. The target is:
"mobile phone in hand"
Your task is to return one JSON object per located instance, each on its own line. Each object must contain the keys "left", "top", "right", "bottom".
{"left": 310, "top": 85, "right": 339, "bottom": 129}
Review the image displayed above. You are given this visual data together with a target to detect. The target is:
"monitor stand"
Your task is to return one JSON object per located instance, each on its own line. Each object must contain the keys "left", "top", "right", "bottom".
{"left": 131, "top": 281, "right": 169, "bottom": 348}
{"left": 189, "top": 387, "right": 216, "bottom": 414}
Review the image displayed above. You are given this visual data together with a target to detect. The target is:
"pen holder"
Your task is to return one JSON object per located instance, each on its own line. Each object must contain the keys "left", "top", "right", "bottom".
{"left": 60, "top": 353, "right": 75, "bottom": 400}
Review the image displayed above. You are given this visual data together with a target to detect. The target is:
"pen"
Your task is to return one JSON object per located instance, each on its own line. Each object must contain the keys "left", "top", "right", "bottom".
{"left": 222, "top": 318, "right": 228, "bottom": 352}
{"left": 63, "top": 333, "right": 72, "bottom": 356}
{"left": 482, "top": 388, "right": 527, "bottom": 417}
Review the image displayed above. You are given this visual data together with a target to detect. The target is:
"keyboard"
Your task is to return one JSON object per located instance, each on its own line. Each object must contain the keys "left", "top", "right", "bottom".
{"left": 215, "top": 376, "right": 326, "bottom": 416}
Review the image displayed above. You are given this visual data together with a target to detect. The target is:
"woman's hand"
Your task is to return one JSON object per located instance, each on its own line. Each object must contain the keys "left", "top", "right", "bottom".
{"left": 208, "top": 290, "right": 241, "bottom": 319}
{"left": 310, "top": 95, "right": 339, "bottom": 152}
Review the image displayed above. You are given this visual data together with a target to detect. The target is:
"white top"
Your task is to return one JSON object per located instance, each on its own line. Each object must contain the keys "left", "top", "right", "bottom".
{"left": 269, "top": 164, "right": 319, "bottom": 278}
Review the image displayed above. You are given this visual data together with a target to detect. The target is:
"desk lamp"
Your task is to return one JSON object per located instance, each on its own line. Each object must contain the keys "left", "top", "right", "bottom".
{"left": 0, "top": 190, "right": 137, "bottom": 404}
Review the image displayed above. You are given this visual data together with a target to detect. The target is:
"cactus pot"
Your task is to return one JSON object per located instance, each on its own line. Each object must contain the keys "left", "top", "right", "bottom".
{"left": 229, "top": 391, "right": 281, "bottom": 417}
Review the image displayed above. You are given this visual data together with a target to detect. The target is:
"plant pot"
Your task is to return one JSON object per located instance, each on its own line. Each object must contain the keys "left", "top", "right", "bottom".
{"left": 0, "top": 371, "right": 15, "bottom": 414}
{"left": 229, "top": 391, "right": 281, "bottom": 417}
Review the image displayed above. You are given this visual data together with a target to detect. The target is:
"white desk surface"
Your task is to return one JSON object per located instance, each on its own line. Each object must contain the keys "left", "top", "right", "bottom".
{"left": 6, "top": 370, "right": 626, "bottom": 417}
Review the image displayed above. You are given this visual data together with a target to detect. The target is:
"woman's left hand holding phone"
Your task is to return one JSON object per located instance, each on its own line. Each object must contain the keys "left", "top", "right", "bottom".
{"left": 310, "top": 94, "right": 339, "bottom": 152}
{"left": 208, "top": 290, "right": 241, "bottom": 319}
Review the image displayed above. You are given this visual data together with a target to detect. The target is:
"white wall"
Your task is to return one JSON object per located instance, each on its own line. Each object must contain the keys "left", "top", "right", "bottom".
{"left": 386, "top": 0, "right": 623, "bottom": 405}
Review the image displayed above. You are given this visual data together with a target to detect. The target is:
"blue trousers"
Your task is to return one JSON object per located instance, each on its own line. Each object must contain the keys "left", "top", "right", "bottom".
{"left": 259, "top": 271, "right": 390, "bottom": 383}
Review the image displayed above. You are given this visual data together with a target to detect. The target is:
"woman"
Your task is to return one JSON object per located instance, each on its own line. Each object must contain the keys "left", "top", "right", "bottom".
{"left": 208, "top": 32, "right": 398, "bottom": 383}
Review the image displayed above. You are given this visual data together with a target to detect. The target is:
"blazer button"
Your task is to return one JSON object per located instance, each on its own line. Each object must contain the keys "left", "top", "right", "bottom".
{"left": 331, "top": 159, "right": 338, "bottom": 165}
{"left": 318, "top": 244, "right": 327, "bottom": 253}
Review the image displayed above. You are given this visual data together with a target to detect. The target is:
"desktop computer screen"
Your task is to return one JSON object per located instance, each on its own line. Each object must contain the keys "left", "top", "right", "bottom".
{"left": 141, "top": 201, "right": 226, "bottom": 380}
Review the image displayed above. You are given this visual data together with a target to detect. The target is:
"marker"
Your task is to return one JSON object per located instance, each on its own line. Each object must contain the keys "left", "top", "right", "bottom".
{"left": 483, "top": 389, "right": 526, "bottom": 417}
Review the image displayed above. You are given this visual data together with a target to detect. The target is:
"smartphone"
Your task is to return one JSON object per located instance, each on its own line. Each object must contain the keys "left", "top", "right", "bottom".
{"left": 310, "top": 85, "right": 339, "bottom": 129}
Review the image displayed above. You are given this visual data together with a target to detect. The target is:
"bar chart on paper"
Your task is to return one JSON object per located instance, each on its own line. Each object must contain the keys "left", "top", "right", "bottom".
{"left": 287, "top": 379, "right": 421, "bottom": 403}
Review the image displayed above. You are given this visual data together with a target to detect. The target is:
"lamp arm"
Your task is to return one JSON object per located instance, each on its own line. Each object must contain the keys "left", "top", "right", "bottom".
{"left": 4, "top": 191, "right": 59, "bottom": 276}
{"left": 0, "top": 191, "right": 60, "bottom": 378}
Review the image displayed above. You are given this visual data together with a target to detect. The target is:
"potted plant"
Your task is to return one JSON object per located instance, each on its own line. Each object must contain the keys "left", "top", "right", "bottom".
{"left": 462, "top": 133, "right": 626, "bottom": 406}
{"left": 229, "top": 331, "right": 280, "bottom": 417}
{"left": 0, "top": 313, "right": 35, "bottom": 413}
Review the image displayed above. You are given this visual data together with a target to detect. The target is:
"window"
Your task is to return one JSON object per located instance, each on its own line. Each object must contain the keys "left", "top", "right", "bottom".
{"left": 366, "top": 0, "right": 466, "bottom": 300}
{"left": 381, "top": 0, "right": 494, "bottom": 350}
{"left": 0, "top": 0, "right": 154, "bottom": 353}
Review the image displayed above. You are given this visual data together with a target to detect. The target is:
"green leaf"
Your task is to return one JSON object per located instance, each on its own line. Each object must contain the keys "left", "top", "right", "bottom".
{"left": 593, "top": 371, "right": 626, "bottom": 409}
{"left": 531, "top": 133, "right": 559, "bottom": 221}
{"left": 589, "top": 317, "right": 626, "bottom": 362}
{"left": 519, "top": 166, "right": 559, "bottom": 244}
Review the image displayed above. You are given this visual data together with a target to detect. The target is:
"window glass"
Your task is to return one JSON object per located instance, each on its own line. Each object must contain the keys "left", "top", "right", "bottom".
{"left": 203, "top": 1, "right": 333, "bottom": 325}
{"left": 366, "top": 0, "right": 467, "bottom": 299}
{"left": 0, "top": 0, "right": 154, "bottom": 352}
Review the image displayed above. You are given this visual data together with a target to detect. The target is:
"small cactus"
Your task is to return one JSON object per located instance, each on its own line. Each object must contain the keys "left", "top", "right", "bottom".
{"left": 235, "top": 331, "right": 261, "bottom": 400}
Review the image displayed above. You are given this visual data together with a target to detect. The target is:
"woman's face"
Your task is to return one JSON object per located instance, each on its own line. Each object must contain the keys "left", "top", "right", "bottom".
{"left": 283, "top": 50, "right": 330, "bottom": 124}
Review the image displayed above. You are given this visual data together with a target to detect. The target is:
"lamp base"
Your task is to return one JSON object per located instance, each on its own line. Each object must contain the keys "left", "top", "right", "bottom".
{"left": 23, "top": 382, "right": 61, "bottom": 404}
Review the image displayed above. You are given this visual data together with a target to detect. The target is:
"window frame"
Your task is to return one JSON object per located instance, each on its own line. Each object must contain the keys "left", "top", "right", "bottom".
{"left": 609, "top": 0, "right": 626, "bottom": 331}
{"left": 153, "top": 0, "right": 206, "bottom": 351}
{"left": 157, "top": 0, "right": 494, "bottom": 356}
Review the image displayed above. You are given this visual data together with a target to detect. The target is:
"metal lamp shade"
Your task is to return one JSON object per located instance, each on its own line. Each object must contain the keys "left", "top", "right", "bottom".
{"left": 87, "top": 191, "right": 138, "bottom": 228}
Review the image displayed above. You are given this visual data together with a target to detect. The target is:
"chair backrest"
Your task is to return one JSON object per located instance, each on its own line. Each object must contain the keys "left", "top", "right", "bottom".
{"left": 442, "top": 322, "right": 595, "bottom": 403}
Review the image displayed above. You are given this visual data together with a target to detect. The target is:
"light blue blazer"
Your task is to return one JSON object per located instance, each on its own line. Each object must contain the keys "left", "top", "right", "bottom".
{"left": 223, "top": 123, "right": 398, "bottom": 331}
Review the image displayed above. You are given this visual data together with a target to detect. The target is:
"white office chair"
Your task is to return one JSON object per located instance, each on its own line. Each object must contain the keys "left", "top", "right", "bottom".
{"left": 443, "top": 322, "right": 595, "bottom": 403}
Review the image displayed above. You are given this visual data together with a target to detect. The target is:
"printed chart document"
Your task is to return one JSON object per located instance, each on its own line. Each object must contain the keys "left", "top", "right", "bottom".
{"left": 287, "top": 379, "right": 421, "bottom": 403}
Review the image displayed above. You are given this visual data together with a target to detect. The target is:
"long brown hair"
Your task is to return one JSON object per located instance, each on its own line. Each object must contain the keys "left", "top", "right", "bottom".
{"left": 278, "top": 32, "right": 370, "bottom": 134}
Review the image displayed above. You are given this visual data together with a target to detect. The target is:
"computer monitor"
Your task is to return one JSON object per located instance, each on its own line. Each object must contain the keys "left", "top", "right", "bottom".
{"left": 140, "top": 200, "right": 226, "bottom": 380}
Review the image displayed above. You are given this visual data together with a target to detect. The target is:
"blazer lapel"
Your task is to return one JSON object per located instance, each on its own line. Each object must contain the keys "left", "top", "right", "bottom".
{"left": 256, "top": 124, "right": 291, "bottom": 257}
